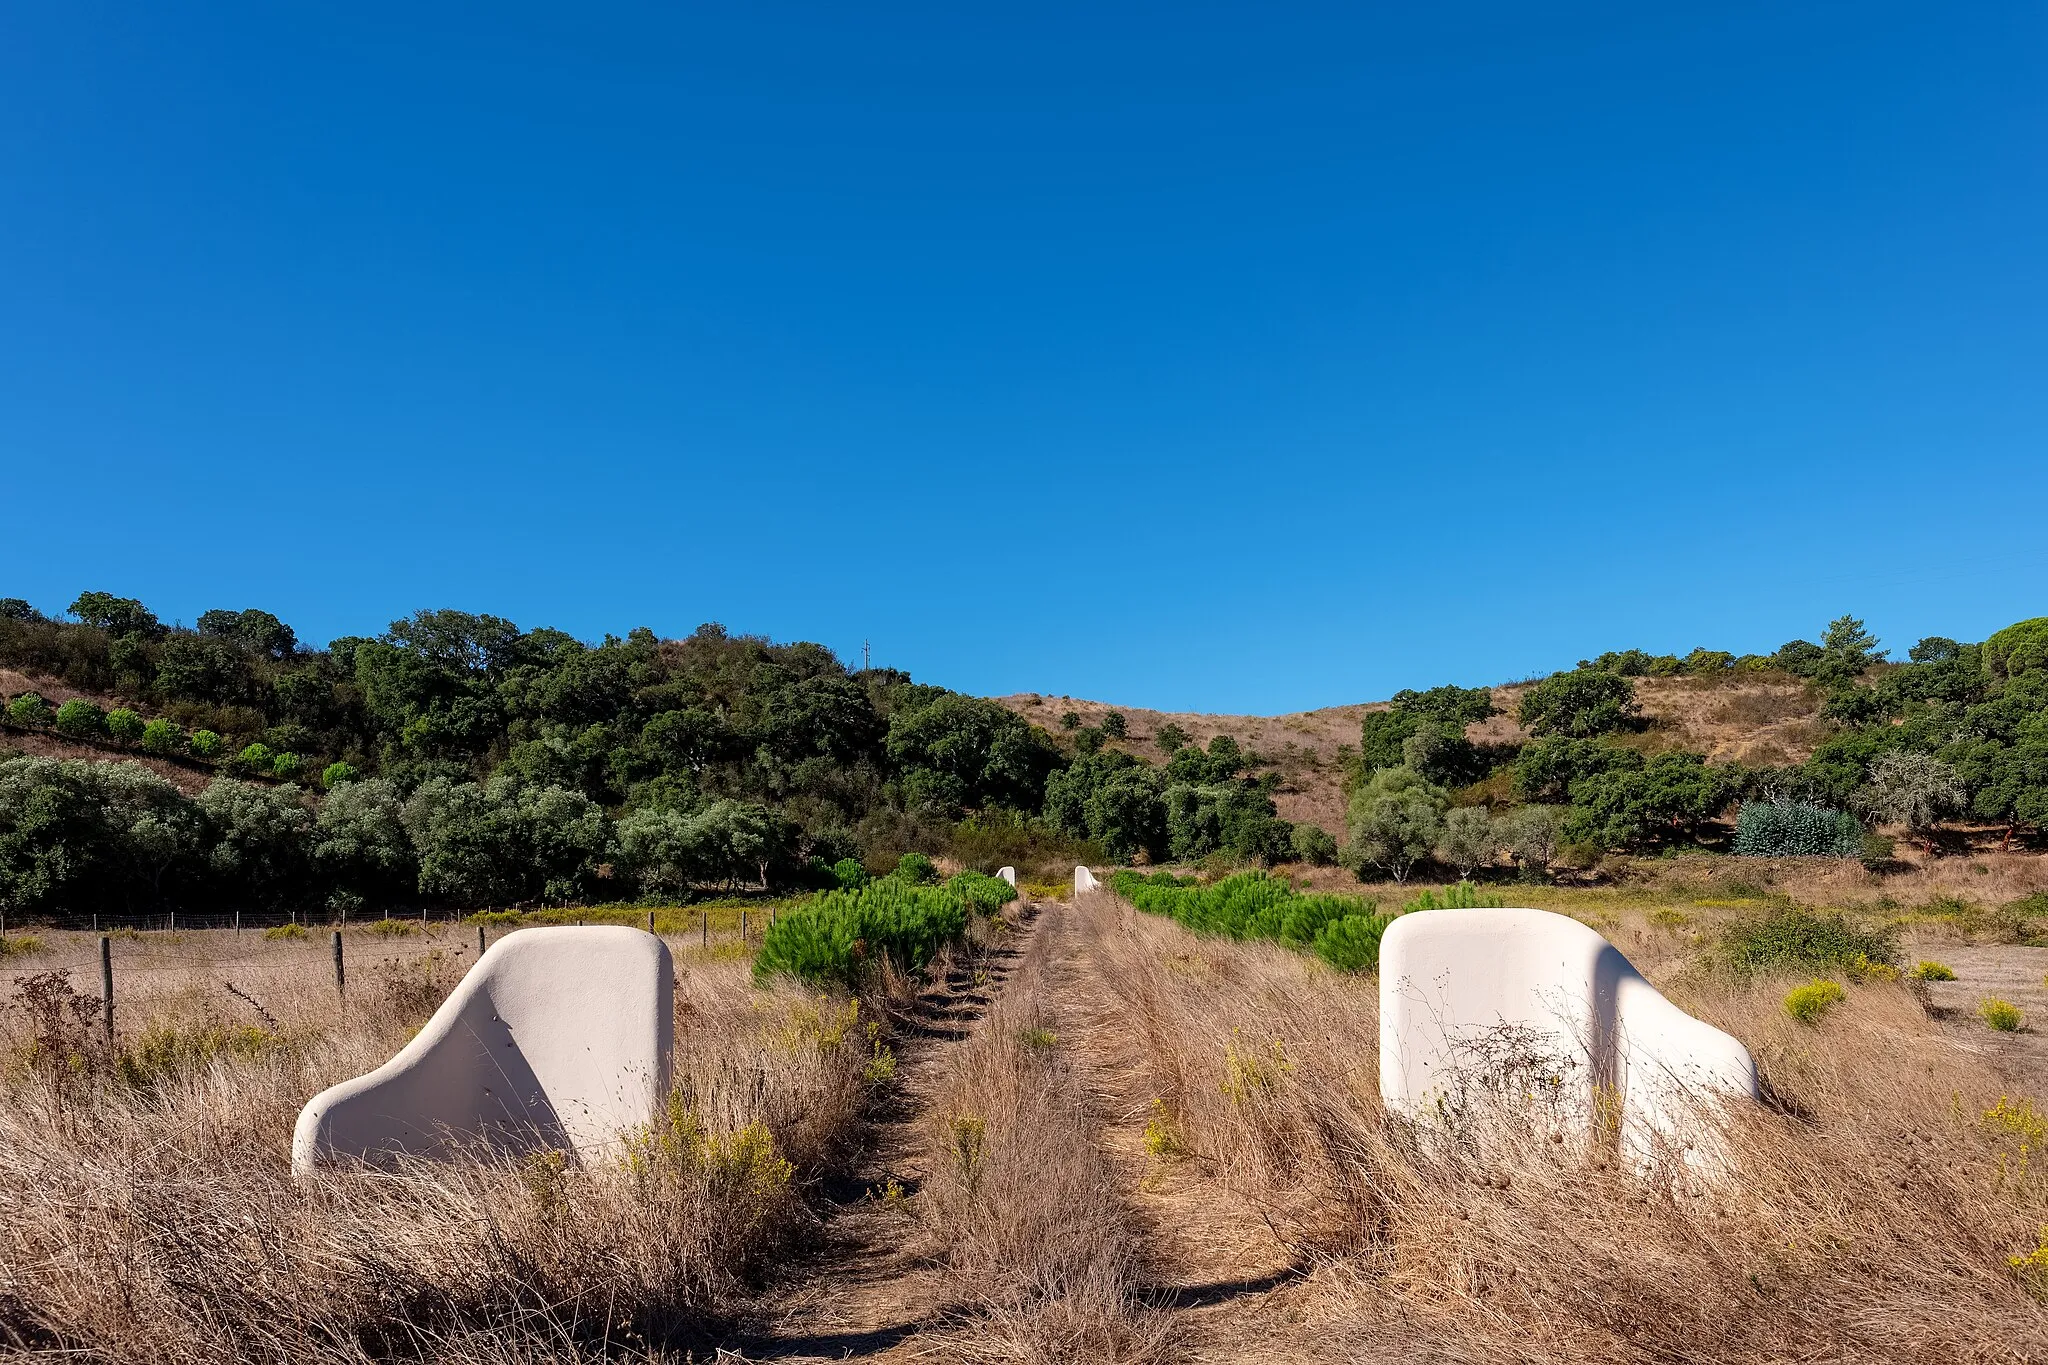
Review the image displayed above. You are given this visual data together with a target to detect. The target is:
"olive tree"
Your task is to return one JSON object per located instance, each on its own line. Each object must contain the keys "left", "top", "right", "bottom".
{"left": 1435, "top": 805, "right": 1499, "bottom": 879}
{"left": 1345, "top": 766, "right": 1447, "bottom": 883}
{"left": 1857, "top": 750, "right": 1964, "bottom": 848}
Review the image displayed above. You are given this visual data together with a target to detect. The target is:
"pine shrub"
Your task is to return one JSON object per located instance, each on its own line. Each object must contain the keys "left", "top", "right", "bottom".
{"left": 753, "top": 869, "right": 1014, "bottom": 987}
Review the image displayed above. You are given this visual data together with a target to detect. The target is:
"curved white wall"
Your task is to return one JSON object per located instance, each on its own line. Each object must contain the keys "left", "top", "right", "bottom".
{"left": 1379, "top": 908, "right": 1755, "bottom": 1166}
{"left": 997, "top": 866, "right": 1017, "bottom": 887}
{"left": 294, "top": 926, "right": 673, "bottom": 1171}
{"left": 1074, "top": 865, "right": 1100, "bottom": 893}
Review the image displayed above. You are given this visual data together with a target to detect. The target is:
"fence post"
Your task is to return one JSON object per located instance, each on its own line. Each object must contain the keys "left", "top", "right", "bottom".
{"left": 646, "top": 910, "right": 655, "bottom": 934}
{"left": 741, "top": 909, "right": 748, "bottom": 942}
{"left": 477, "top": 923, "right": 487, "bottom": 958}
{"left": 332, "top": 931, "right": 345, "bottom": 998}
{"left": 168, "top": 910, "right": 176, "bottom": 934}
{"left": 234, "top": 910, "right": 241, "bottom": 937}
{"left": 701, "top": 912, "right": 708, "bottom": 947}
{"left": 92, "top": 912, "right": 98, "bottom": 934}
{"left": 100, "top": 935, "right": 114, "bottom": 1049}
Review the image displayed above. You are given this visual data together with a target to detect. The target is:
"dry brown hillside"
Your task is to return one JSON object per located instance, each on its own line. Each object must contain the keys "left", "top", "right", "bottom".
{"left": 997, "top": 671, "right": 1831, "bottom": 837}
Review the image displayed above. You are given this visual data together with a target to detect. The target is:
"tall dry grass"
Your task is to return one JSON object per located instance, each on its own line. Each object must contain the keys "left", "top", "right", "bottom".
{"left": 0, "top": 926, "right": 873, "bottom": 1362}
{"left": 1063, "top": 890, "right": 2048, "bottom": 1361}
{"left": 917, "top": 907, "right": 1166, "bottom": 1364}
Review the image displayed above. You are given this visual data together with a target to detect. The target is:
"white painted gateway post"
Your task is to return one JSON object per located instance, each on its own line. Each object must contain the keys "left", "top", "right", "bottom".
{"left": 997, "top": 866, "right": 1017, "bottom": 887}
{"left": 1074, "top": 865, "right": 1100, "bottom": 893}
{"left": 1379, "top": 908, "right": 1756, "bottom": 1167}
{"left": 293, "top": 926, "right": 673, "bottom": 1172}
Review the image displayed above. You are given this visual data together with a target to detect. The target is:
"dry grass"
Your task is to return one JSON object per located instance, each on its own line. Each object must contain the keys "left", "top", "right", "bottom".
{"left": 1062, "top": 890, "right": 2048, "bottom": 1361}
{"left": 916, "top": 911, "right": 1166, "bottom": 1363}
{"left": 0, "top": 927, "right": 873, "bottom": 1362}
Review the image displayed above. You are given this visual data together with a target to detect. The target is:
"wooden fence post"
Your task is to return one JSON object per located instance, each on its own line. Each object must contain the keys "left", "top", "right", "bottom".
{"left": 234, "top": 910, "right": 241, "bottom": 936}
{"left": 740, "top": 909, "right": 748, "bottom": 942}
{"left": 332, "top": 931, "right": 345, "bottom": 998}
{"left": 646, "top": 910, "right": 655, "bottom": 934}
{"left": 477, "top": 923, "right": 487, "bottom": 958}
{"left": 701, "top": 912, "right": 708, "bottom": 947}
{"left": 100, "top": 935, "right": 114, "bottom": 1049}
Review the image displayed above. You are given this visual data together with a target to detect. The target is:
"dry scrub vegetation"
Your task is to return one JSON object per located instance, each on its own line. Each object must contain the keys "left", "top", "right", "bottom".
{"left": 1056, "top": 891, "right": 2048, "bottom": 1361}
{"left": 0, "top": 927, "right": 880, "bottom": 1362}
{"left": 6, "top": 887, "right": 2048, "bottom": 1363}
{"left": 916, "top": 909, "right": 1166, "bottom": 1363}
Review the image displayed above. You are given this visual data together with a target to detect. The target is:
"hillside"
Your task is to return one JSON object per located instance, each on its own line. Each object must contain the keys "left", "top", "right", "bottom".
{"left": 998, "top": 669, "right": 1832, "bottom": 838}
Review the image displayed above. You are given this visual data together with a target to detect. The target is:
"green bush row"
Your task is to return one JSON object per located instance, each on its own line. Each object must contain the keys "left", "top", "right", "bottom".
{"left": 1108, "top": 869, "right": 1400, "bottom": 972}
{"left": 4, "top": 691, "right": 308, "bottom": 777}
{"left": 752, "top": 868, "right": 1016, "bottom": 987}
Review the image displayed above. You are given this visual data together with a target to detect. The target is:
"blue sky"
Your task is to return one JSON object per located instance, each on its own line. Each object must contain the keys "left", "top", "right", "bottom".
{"left": 2, "top": 3, "right": 2042, "bottom": 713}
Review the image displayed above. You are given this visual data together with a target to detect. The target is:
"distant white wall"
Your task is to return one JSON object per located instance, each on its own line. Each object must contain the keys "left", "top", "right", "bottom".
{"left": 1074, "top": 865, "right": 1100, "bottom": 893}
{"left": 294, "top": 926, "right": 673, "bottom": 1171}
{"left": 997, "top": 866, "right": 1017, "bottom": 887}
{"left": 1379, "top": 908, "right": 1756, "bottom": 1167}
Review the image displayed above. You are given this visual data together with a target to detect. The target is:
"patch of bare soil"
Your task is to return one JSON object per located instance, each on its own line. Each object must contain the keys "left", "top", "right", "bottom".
{"left": 1918, "top": 942, "right": 2048, "bottom": 1095}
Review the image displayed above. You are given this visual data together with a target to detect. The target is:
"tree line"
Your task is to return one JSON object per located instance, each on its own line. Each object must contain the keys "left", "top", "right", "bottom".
{"left": 0, "top": 593, "right": 1068, "bottom": 919}
{"left": 1336, "top": 614, "right": 2048, "bottom": 882}
{"left": 4, "top": 592, "right": 2044, "bottom": 915}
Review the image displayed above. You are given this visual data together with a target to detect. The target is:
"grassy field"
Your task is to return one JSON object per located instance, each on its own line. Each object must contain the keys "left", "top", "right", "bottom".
{"left": 0, "top": 920, "right": 881, "bottom": 1361}
{"left": 4, "top": 874, "right": 2047, "bottom": 1361}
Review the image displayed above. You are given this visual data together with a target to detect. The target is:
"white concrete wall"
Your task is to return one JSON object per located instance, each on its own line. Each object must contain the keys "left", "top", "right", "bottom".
{"left": 1074, "top": 865, "right": 1100, "bottom": 893}
{"left": 997, "top": 866, "right": 1017, "bottom": 887}
{"left": 1379, "top": 908, "right": 1755, "bottom": 1166}
{"left": 293, "top": 926, "right": 674, "bottom": 1171}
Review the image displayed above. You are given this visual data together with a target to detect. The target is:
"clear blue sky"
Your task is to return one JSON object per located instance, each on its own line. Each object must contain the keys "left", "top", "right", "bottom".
{"left": 3, "top": 3, "right": 2042, "bottom": 714}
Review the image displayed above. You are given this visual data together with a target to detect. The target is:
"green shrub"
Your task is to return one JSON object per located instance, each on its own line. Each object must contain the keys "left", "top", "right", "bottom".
{"left": 53, "top": 699, "right": 106, "bottom": 738}
{"left": 894, "top": 852, "right": 938, "bottom": 884}
{"left": 1312, "top": 913, "right": 1396, "bottom": 972}
{"left": 1399, "top": 881, "right": 1503, "bottom": 914}
{"left": 105, "top": 708, "right": 146, "bottom": 743}
{"left": 0, "top": 933, "right": 43, "bottom": 958}
{"left": 754, "top": 872, "right": 1014, "bottom": 987}
{"left": 1859, "top": 831, "right": 1896, "bottom": 872}
{"left": 1110, "top": 869, "right": 1394, "bottom": 971}
{"left": 1721, "top": 907, "right": 1898, "bottom": 976}
{"left": 322, "top": 761, "right": 361, "bottom": 789}
{"left": 189, "top": 729, "right": 223, "bottom": 758}
{"left": 140, "top": 718, "right": 186, "bottom": 754}
{"left": 271, "top": 751, "right": 303, "bottom": 779}
{"left": 1290, "top": 822, "right": 1339, "bottom": 865}
{"left": 233, "top": 742, "right": 275, "bottom": 775}
{"left": 6, "top": 692, "right": 53, "bottom": 727}
{"left": 359, "top": 917, "right": 422, "bottom": 937}
{"left": 1732, "top": 799, "right": 1862, "bottom": 857}
{"left": 1910, "top": 960, "right": 1957, "bottom": 982}
{"left": 1980, "top": 998, "right": 2024, "bottom": 1033}
{"left": 831, "top": 857, "right": 866, "bottom": 889}
{"left": 262, "top": 923, "right": 307, "bottom": 941}
{"left": 1785, "top": 979, "right": 1846, "bottom": 1023}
